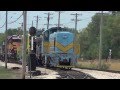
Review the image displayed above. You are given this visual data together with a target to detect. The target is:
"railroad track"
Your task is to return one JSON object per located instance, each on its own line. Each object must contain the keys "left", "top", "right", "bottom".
{"left": 54, "top": 68, "right": 95, "bottom": 79}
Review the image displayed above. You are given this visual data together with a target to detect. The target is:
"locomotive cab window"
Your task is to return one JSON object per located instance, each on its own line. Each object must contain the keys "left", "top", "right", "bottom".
{"left": 12, "top": 39, "right": 21, "bottom": 42}
{"left": 44, "top": 31, "right": 49, "bottom": 41}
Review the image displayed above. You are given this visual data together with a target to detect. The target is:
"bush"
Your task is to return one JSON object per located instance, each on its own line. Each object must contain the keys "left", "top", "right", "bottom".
{"left": 98, "top": 63, "right": 110, "bottom": 70}
{"left": 75, "top": 63, "right": 83, "bottom": 68}
{"left": 89, "top": 63, "right": 97, "bottom": 69}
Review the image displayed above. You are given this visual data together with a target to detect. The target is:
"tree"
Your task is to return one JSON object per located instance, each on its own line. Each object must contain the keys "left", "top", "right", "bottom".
{"left": 79, "top": 12, "right": 120, "bottom": 60}
{"left": 0, "top": 28, "right": 24, "bottom": 46}
{"left": 6, "top": 28, "right": 23, "bottom": 36}
{"left": 0, "top": 33, "right": 5, "bottom": 45}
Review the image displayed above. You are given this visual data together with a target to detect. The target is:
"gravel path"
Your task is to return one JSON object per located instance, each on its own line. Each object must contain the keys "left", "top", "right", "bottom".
{"left": 72, "top": 68, "right": 120, "bottom": 79}
{"left": 1, "top": 61, "right": 120, "bottom": 79}
{"left": 0, "top": 61, "right": 60, "bottom": 79}
{"left": 0, "top": 61, "right": 22, "bottom": 69}
{"left": 27, "top": 67, "right": 60, "bottom": 79}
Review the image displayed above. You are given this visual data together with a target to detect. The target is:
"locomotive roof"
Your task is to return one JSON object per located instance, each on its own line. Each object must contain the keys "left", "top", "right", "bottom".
{"left": 7, "top": 35, "right": 21, "bottom": 40}
{"left": 51, "top": 31, "right": 73, "bottom": 34}
{"left": 43, "top": 27, "right": 63, "bottom": 33}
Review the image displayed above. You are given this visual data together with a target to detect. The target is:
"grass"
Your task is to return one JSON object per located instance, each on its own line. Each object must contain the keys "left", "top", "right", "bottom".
{"left": 0, "top": 66, "right": 21, "bottom": 79}
{"left": 76, "top": 59, "right": 120, "bottom": 71}
{"left": 108, "top": 60, "right": 120, "bottom": 71}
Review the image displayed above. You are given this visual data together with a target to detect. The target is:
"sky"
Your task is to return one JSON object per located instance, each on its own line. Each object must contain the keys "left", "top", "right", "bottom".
{"left": 0, "top": 11, "right": 100, "bottom": 33}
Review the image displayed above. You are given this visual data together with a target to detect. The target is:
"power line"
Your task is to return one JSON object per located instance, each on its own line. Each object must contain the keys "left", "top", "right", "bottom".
{"left": 0, "top": 13, "right": 6, "bottom": 28}
{"left": 71, "top": 13, "right": 82, "bottom": 30}
{"left": 0, "top": 13, "right": 23, "bottom": 29}
{"left": 44, "top": 12, "right": 53, "bottom": 29}
{"left": 34, "top": 15, "right": 41, "bottom": 29}
{"left": 54, "top": 24, "right": 63, "bottom": 27}
{"left": 62, "top": 17, "right": 91, "bottom": 26}
{"left": 8, "top": 13, "right": 23, "bottom": 24}
{"left": 0, "top": 13, "right": 6, "bottom": 21}
{"left": 0, "top": 22, "right": 6, "bottom": 28}
{"left": 81, "top": 17, "right": 92, "bottom": 21}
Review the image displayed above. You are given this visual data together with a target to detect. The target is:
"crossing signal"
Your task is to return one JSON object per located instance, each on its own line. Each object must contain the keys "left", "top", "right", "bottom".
{"left": 29, "top": 27, "right": 37, "bottom": 36}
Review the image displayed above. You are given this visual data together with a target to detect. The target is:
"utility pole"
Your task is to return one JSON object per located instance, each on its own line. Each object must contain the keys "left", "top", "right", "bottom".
{"left": 71, "top": 13, "right": 81, "bottom": 43}
{"left": 21, "top": 23, "right": 23, "bottom": 30}
{"left": 71, "top": 13, "right": 81, "bottom": 31}
{"left": 32, "top": 20, "right": 33, "bottom": 27}
{"left": 36, "top": 16, "right": 38, "bottom": 29}
{"left": 22, "top": 11, "right": 27, "bottom": 79}
{"left": 44, "top": 12, "right": 53, "bottom": 29}
{"left": 19, "top": 23, "right": 23, "bottom": 31}
{"left": 58, "top": 11, "right": 60, "bottom": 28}
{"left": 99, "top": 11, "right": 103, "bottom": 69}
{"left": 18, "top": 22, "right": 23, "bottom": 63}
{"left": 55, "top": 11, "right": 64, "bottom": 31}
{"left": 34, "top": 15, "right": 41, "bottom": 30}
{"left": 19, "top": 23, "right": 23, "bottom": 30}
{"left": 5, "top": 11, "right": 8, "bottom": 69}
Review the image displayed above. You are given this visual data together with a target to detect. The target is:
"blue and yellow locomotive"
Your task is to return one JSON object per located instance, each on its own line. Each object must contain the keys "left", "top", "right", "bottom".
{"left": 42, "top": 27, "right": 80, "bottom": 69}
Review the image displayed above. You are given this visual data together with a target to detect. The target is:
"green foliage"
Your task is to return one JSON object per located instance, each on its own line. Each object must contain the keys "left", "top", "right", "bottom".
{"left": 0, "top": 33, "right": 5, "bottom": 45}
{"left": 98, "top": 63, "right": 110, "bottom": 70}
{"left": 0, "top": 28, "right": 23, "bottom": 45}
{"left": 79, "top": 12, "right": 120, "bottom": 60}
{"left": 6, "top": 28, "right": 23, "bottom": 36}
{"left": 0, "top": 66, "right": 21, "bottom": 79}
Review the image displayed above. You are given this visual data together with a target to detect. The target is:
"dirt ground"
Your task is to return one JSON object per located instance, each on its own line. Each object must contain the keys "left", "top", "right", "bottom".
{"left": 0, "top": 61, "right": 60, "bottom": 79}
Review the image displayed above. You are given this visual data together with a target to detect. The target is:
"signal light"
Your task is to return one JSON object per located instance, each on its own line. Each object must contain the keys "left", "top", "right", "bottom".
{"left": 29, "top": 27, "right": 37, "bottom": 36}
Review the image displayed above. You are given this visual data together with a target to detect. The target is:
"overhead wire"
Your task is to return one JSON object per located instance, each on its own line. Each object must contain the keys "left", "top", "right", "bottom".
{"left": 0, "top": 22, "right": 6, "bottom": 28}
{"left": 0, "top": 12, "right": 23, "bottom": 29}
{"left": 8, "top": 12, "right": 23, "bottom": 24}
{"left": 0, "top": 13, "right": 6, "bottom": 28}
